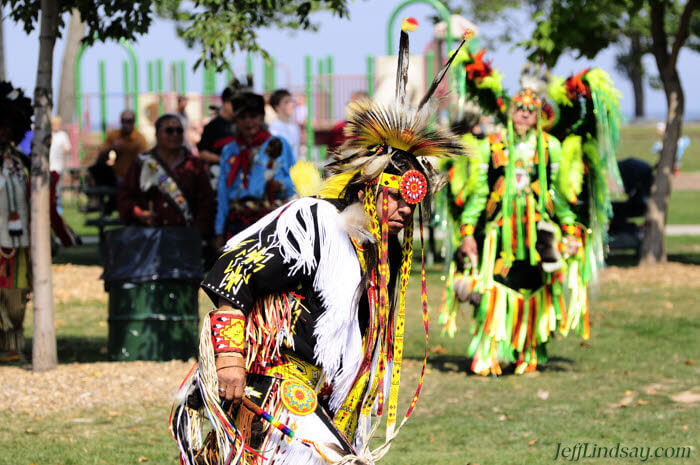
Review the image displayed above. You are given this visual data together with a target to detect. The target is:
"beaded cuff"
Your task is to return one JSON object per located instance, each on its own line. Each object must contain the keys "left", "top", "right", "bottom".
{"left": 460, "top": 224, "right": 475, "bottom": 238}
{"left": 210, "top": 312, "right": 246, "bottom": 356}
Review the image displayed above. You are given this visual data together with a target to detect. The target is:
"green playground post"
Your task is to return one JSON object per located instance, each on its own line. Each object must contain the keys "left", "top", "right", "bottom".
{"left": 179, "top": 60, "right": 186, "bottom": 95}
{"left": 99, "top": 60, "right": 107, "bottom": 140}
{"left": 203, "top": 65, "right": 216, "bottom": 114}
{"left": 74, "top": 39, "right": 140, "bottom": 160}
{"left": 118, "top": 39, "right": 139, "bottom": 127}
{"left": 133, "top": 60, "right": 140, "bottom": 127}
{"left": 264, "top": 57, "right": 276, "bottom": 93}
{"left": 305, "top": 55, "right": 314, "bottom": 161}
{"left": 157, "top": 58, "right": 164, "bottom": 115}
{"left": 170, "top": 62, "right": 177, "bottom": 94}
{"left": 122, "top": 60, "right": 130, "bottom": 108}
{"left": 147, "top": 61, "right": 154, "bottom": 92}
{"left": 326, "top": 55, "right": 333, "bottom": 121}
{"left": 270, "top": 56, "right": 276, "bottom": 91}
{"left": 366, "top": 55, "right": 374, "bottom": 98}
{"left": 246, "top": 55, "right": 253, "bottom": 76}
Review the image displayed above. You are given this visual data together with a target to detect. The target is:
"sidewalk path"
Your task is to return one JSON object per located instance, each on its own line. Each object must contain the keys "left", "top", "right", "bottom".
{"left": 416, "top": 224, "right": 700, "bottom": 240}
{"left": 673, "top": 172, "right": 700, "bottom": 191}
{"left": 666, "top": 224, "right": 700, "bottom": 236}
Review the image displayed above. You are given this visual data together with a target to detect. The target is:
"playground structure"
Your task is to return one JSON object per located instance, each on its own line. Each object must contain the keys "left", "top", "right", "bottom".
{"left": 68, "top": 0, "right": 468, "bottom": 166}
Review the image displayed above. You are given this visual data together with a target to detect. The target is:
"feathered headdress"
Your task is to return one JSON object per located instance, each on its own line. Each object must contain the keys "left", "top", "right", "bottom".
{"left": 454, "top": 46, "right": 507, "bottom": 124}
{"left": 317, "top": 19, "right": 472, "bottom": 464}
{"left": 323, "top": 19, "right": 471, "bottom": 202}
{"left": 0, "top": 81, "right": 33, "bottom": 145}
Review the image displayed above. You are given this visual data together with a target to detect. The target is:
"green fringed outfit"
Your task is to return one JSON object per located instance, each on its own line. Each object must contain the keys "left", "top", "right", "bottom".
{"left": 441, "top": 122, "right": 585, "bottom": 375}
{"left": 440, "top": 59, "right": 623, "bottom": 376}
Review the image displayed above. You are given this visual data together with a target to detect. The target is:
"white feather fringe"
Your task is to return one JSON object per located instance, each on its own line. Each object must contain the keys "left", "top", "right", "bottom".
{"left": 225, "top": 198, "right": 364, "bottom": 414}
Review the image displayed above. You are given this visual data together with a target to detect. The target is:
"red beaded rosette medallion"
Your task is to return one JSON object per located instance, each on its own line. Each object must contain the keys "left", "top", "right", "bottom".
{"left": 399, "top": 169, "right": 427, "bottom": 205}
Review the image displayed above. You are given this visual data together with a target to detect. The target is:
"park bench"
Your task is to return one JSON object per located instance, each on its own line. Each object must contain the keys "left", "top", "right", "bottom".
{"left": 82, "top": 185, "right": 122, "bottom": 260}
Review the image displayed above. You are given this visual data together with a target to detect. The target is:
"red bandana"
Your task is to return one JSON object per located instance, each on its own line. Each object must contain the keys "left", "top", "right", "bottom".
{"left": 226, "top": 129, "right": 271, "bottom": 188}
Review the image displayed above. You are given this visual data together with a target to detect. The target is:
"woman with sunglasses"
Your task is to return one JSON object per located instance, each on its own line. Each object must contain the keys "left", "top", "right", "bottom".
{"left": 117, "top": 113, "right": 214, "bottom": 239}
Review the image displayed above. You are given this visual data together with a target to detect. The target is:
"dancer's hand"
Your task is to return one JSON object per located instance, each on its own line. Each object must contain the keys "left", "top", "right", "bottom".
{"left": 460, "top": 236, "right": 479, "bottom": 269}
{"left": 216, "top": 354, "right": 246, "bottom": 406}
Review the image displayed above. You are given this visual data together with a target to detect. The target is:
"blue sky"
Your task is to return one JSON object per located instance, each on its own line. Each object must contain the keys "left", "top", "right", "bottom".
{"left": 3, "top": 1, "right": 700, "bottom": 125}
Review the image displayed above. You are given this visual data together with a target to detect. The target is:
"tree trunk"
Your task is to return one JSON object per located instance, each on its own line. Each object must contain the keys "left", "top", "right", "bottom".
{"left": 628, "top": 34, "right": 645, "bottom": 119}
{"left": 31, "top": 0, "right": 58, "bottom": 371}
{"left": 639, "top": 66, "right": 683, "bottom": 265}
{"left": 630, "top": 70, "right": 644, "bottom": 119}
{"left": 56, "top": 9, "right": 85, "bottom": 124}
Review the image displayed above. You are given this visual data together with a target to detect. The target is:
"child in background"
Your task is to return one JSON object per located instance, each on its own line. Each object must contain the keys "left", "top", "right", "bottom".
{"left": 269, "top": 89, "right": 301, "bottom": 160}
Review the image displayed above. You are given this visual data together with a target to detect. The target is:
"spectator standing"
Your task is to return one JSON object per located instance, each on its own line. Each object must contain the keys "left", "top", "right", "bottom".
{"left": 100, "top": 110, "right": 148, "bottom": 180}
{"left": 50, "top": 116, "right": 71, "bottom": 213}
{"left": 118, "top": 114, "right": 214, "bottom": 239}
{"left": 652, "top": 122, "right": 690, "bottom": 173}
{"left": 216, "top": 92, "right": 296, "bottom": 246}
{"left": 268, "top": 89, "right": 301, "bottom": 160}
{"left": 197, "top": 87, "right": 237, "bottom": 188}
{"left": 85, "top": 109, "right": 148, "bottom": 213}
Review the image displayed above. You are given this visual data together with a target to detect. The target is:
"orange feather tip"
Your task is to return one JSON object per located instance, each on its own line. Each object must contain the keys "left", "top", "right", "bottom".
{"left": 401, "top": 17, "right": 418, "bottom": 32}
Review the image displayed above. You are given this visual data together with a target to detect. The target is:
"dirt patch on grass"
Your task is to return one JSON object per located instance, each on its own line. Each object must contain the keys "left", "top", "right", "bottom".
{"left": 0, "top": 360, "right": 192, "bottom": 416}
{"left": 600, "top": 262, "right": 700, "bottom": 288}
{"left": 673, "top": 172, "right": 700, "bottom": 191}
{"left": 52, "top": 264, "right": 107, "bottom": 304}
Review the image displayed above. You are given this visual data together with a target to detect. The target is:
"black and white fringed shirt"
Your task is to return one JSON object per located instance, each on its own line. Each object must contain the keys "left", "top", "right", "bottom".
{"left": 202, "top": 197, "right": 373, "bottom": 415}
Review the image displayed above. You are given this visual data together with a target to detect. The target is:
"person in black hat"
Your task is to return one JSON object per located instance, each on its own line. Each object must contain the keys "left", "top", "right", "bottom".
{"left": 198, "top": 86, "right": 238, "bottom": 189}
{"left": 214, "top": 92, "right": 297, "bottom": 248}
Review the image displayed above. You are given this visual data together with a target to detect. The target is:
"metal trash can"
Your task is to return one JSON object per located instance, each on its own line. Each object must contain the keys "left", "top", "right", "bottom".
{"left": 103, "top": 226, "right": 203, "bottom": 361}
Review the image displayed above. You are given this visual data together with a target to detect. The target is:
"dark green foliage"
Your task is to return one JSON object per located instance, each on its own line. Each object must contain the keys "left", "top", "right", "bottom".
{"left": 521, "top": 0, "right": 698, "bottom": 69}
{"left": 156, "top": 0, "right": 350, "bottom": 70}
{"left": 2, "top": 0, "right": 155, "bottom": 44}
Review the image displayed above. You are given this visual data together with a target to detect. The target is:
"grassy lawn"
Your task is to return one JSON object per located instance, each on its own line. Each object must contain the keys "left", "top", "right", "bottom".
{"left": 61, "top": 201, "right": 121, "bottom": 238}
{"left": 618, "top": 122, "right": 700, "bottom": 173}
{"left": 2, "top": 245, "right": 698, "bottom": 464}
{"left": 668, "top": 190, "right": 700, "bottom": 225}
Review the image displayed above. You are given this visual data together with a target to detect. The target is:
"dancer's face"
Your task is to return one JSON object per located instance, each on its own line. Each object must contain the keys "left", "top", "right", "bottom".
{"left": 512, "top": 108, "right": 537, "bottom": 133}
{"left": 380, "top": 187, "right": 414, "bottom": 234}
{"left": 359, "top": 186, "right": 415, "bottom": 235}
